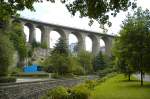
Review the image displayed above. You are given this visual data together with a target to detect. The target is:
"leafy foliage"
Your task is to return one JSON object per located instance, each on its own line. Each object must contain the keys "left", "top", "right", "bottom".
{"left": 0, "top": 76, "right": 16, "bottom": 83}
{"left": 0, "top": 0, "right": 36, "bottom": 23}
{"left": 49, "top": 53, "right": 72, "bottom": 75}
{"left": 42, "top": 37, "right": 71, "bottom": 75}
{"left": 52, "top": 37, "right": 69, "bottom": 55}
{"left": 9, "top": 22, "right": 27, "bottom": 61}
{"left": 70, "top": 56, "right": 84, "bottom": 75}
{"left": 93, "top": 51, "right": 106, "bottom": 71}
{"left": 42, "top": 86, "right": 69, "bottom": 99}
{"left": 66, "top": 0, "right": 137, "bottom": 26}
{"left": 70, "top": 84, "right": 91, "bottom": 99}
{"left": 0, "top": 34, "right": 14, "bottom": 76}
{"left": 42, "top": 84, "right": 91, "bottom": 99}
{"left": 77, "top": 51, "right": 93, "bottom": 74}
{"left": 0, "top": 0, "right": 137, "bottom": 29}
{"left": 113, "top": 7, "right": 150, "bottom": 85}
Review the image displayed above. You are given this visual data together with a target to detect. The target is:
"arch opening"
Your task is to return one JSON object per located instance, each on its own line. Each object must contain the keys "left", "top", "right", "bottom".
{"left": 23, "top": 25, "right": 30, "bottom": 42}
{"left": 100, "top": 39, "right": 106, "bottom": 54}
{"left": 49, "top": 31, "right": 61, "bottom": 48}
{"left": 85, "top": 36, "right": 92, "bottom": 52}
{"left": 69, "top": 33, "right": 78, "bottom": 53}
{"left": 35, "top": 28, "right": 42, "bottom": 43}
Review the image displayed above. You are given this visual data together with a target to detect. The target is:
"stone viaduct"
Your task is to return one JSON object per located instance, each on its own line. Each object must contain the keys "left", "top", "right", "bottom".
{"left": 12, "top": 17, "right": 115, "bottom": 56}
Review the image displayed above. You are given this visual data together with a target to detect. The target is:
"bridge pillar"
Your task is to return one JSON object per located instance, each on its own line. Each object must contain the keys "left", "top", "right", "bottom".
{"left": 28, "top": 25, "right": 36, "bottom": 43}
{"left": 63, "top": 30, "right": 70, "bottom": 47}
{"left": 78, "top": 33, "right": 86, "bottom": 52}
{"left": 102, "top": 36, "right": 113, "bottom": 56}
{"left": 41, "top": 26, "right": 51, "bottom": 48}
{"left": 92, "top": 35, "right": 100, "bottom": 55}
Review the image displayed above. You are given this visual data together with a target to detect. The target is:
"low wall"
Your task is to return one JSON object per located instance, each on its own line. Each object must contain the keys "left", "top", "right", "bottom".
{"left": 0, "top": 78, "right": 84, "bottom": 99}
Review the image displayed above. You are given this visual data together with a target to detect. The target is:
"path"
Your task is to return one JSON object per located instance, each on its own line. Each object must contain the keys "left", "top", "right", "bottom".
{"left": 135, "top": 74, "right": 150, "bottom": 82}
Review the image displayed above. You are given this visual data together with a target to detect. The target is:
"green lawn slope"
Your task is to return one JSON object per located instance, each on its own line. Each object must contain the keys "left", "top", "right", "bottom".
{"left": 91, "top": 74, "right": 150, "bottom": 99}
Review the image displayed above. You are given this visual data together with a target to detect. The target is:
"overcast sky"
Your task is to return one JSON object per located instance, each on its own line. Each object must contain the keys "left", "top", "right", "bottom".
{"left": 20, "top": 0, "right": 150, "bottom": 51}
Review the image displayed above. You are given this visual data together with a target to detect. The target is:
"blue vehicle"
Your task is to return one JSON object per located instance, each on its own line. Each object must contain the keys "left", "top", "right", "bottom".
{"left": 23, "top": 64, "right": 42, "bottom": 73}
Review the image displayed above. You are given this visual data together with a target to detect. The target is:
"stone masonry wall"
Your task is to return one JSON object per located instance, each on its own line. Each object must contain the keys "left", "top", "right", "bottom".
{"left": 0, "top": 78, "right": 84, "bottom": 99}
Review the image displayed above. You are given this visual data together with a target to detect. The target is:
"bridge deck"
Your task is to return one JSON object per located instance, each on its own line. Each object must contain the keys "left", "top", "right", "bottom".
{"left": 14, "top": 17, "right": 115, "bottom": 37}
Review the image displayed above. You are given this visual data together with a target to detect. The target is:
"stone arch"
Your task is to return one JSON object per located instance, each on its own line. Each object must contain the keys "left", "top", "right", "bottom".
{"left": 85, "top": 35, "right": 93, "bottom": 52}
{"left": 101, "top": 36, "right": 111, "bottom": 56}
{"left": 87, "top": 34, "right": 99, "bottom": 54}
{"left": 99, "top": 38, "right": 106, "bottom": 54}
{"left": 24, "top": 23, "right": 35, "bottom": 43}
{"left": 34, "top": 25, "right": 44, "bottom": 43}
{"left": 69, "top": 32, "right": 83, "bottom": 53}
{"left": 23, "top": 25, "right": 30, "bottom": 42}
{"left": 73, "top": 32, "right": 86, "bottom": 52}
{"left": 52, "top": 28, "right": 67, "bottom": 39}
{"left": 49, "top": 28, "right": 66, "bottom": 48}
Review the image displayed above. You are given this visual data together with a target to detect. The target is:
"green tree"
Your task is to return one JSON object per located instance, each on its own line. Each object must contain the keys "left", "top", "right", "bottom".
{"left": 49, "top": 53, "right": 72, "bottom": 75}
{"left": 113, "top": 8, "right": 150, "bottom": 86}
{"left": 113, "top": 37, "right": 135, "bottom": 81}
{"left": 78, "top": 51, "right": 93, "bottom": 74}
{"left": 66, "top": 0, "right": 137, "bottom": 26}
{"left": 93, "top": 51, "right": 106, "bottom": 71}
{"left": 9, "top": 22, "right": 28, "bottom": 66}
{"left": 0, "top": 34, "right": 14, "bottom": 76}
{"left": 52, "top": 37, "right": 69, "bottom": 55}
{"left": 43, "top": 37, "right": 71, "bottom": 75}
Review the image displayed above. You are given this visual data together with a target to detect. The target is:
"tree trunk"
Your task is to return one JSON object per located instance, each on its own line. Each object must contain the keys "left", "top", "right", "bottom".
{"left": 128, "top": 72, "right": 131, "bottom": 81}
{"left": 140, "top": 70, "right": 144, "bottom": 86}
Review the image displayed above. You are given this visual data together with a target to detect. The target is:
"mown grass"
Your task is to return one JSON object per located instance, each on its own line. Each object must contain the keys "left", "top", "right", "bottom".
{"left": 91, "top": 74, "right": 150, "bottom": 99}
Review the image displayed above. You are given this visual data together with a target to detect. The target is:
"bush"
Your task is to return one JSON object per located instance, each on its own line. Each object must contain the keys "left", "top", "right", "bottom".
{"left": 42, "top": 84, "right": 92, "bottom": 99}
{"left": 42, "top": 86, "right": 69, "bottom": 99}
{"left": 0, "top": 34, "right": 14, "bottom": 76}
{"left": 41, "top": 41, "right": 48, "bottom": 49}
{"left": 72, "top": 66, "right": 84, "bottom": 75}
{"left": 51, "top": 73, "right": 75, "bottom": 79}
{"left": 8, "top": 66, "right": 22, "bottom": 75}
{"left": 98, "top": 67, "right": 116, "bottom": 77}
{"left": 70, "top": 84, "right": 91, "bottom": 99}
{"left": 85, "top": 80, "right": 97, "bottom": 90}
{"left": 69, "top": 56, "right": 84, "bottom": 75}
{"left": 43, "top": 53, "right": 72, "bottom": 75}
{"left": 51, "top": 73, "right": 61, "bottom": 79}
{"left": 0, "top": 76, "right": 16, "bottom": 83}
{"left": 77, "top": 51, "right": 94, "bottom": 74}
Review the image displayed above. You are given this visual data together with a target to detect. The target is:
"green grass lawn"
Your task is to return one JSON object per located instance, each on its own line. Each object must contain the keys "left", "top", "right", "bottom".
{"left": 91, "top": 74, "right": 150, "bottom": 99}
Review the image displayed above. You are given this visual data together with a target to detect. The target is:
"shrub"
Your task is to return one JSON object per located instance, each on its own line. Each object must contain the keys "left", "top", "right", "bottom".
{"left": 43, "top": 53, "right": 72, "bottom": 75}
{"left": 93, "top": 51, "right": 106, "bottom": 71}
{"left": 41, "top": 41, "right": 48, "bottom": 49}
{"left": 98, "top": 67, "right": 117, "bottom": 77}
{"left": 0, "top": 76, "right": 16, "bottom": 83}
{"left": 51, "top": 73, "right": 61, "bottom": 79}
{"left": 42, "top": 84, "right": 92, "bottom": 99}
{"left": 85, "top": 80, "right": 97, "bottom": 90}
{"left": 70, "top": 84, "right": 91, "bottom": 99}
{"left": 72, "top": 66, "right": 84, "bottom": 75}
{"left": 8, "top": 66, "right": 22, "bottom": 75}
{"left": 77, "top": 51, "right": 94, "bottom": 74}
{"left": 0, "top": 34, "right": 14, "bottom": 76}
{"left": 43, "top": 86, "right": 69, "bottom": 99}
{"left": 69, "top": 56, "right": 84, "bottom": 75}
